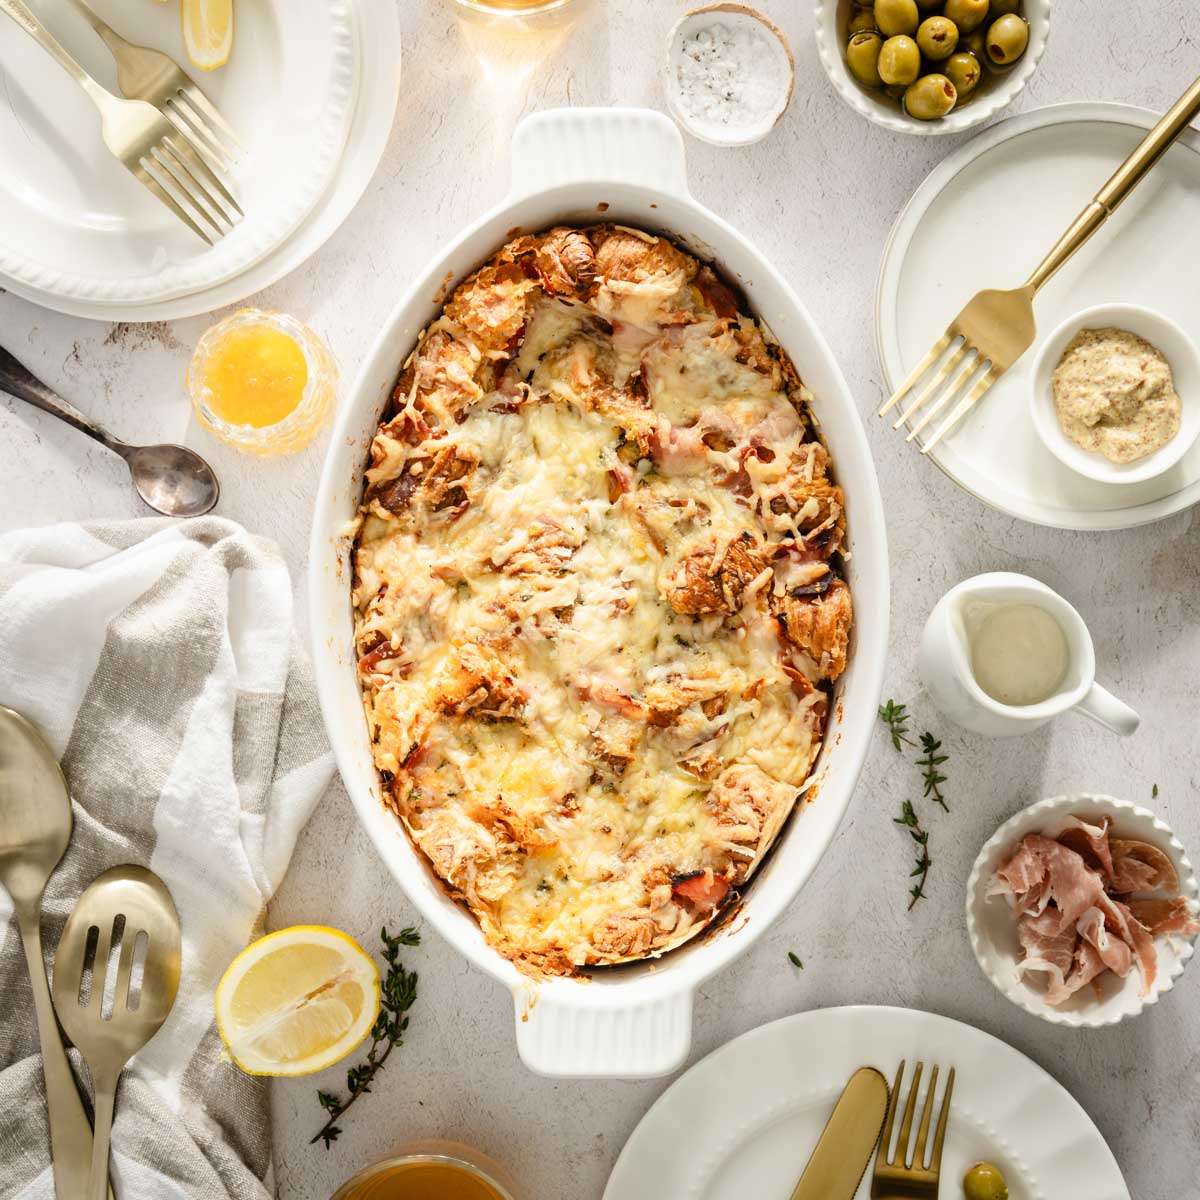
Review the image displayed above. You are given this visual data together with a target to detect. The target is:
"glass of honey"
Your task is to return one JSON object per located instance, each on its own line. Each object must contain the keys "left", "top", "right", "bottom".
{"left": 331, "top": 1146, "right": 515, "bottom": 1200}
{"left": 187, "top": 308, "right": 338, "bottom": 457}
{"left": 448, "top": 0, "right": 584, "bottom": 30}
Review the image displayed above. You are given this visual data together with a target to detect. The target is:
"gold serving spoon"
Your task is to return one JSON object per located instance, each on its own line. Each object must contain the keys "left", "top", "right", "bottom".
{"left": 52, "top": 866, "right": 182, "bottom": 1200}
{"left": 0, "top": 707, "right": 114, "bottom": 1200}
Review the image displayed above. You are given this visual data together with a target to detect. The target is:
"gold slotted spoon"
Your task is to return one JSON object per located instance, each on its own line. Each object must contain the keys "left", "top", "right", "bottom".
{"left": 52, "top": 866, "right": 182, "bottom": 1200}
{"left": 881, "top": 73, "right": 1200, "bottom": 453}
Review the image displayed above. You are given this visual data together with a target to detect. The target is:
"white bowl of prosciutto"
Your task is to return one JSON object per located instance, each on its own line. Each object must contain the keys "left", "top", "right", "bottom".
{"left": 967, "top": 794, "right": 1199, "bottom": 1026}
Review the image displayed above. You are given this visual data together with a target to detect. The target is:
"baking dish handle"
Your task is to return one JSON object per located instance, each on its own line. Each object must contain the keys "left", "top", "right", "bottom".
{"left": 509, "top": 107, "right": 690, "bottom": 200}
{"left": 513, "top": 985, "right": 693, "bottom": 1078}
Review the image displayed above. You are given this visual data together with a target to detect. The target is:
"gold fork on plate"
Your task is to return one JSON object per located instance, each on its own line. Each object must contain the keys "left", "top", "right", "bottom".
{"left": 60, "top": 0, "right": 241, "bottom": 170}
{"left": 0, "top": 0, "right": 241, "bottom": 244}
{"left": 881, "top": 73, "right": 1200, "bottom": 454}
{"left": 871, "top": 1061, "right": 955, "bottom": 1200}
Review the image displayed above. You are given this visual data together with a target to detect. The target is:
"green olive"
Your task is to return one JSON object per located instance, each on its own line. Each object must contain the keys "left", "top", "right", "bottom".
{"left": 916, "top": 15, "right": 959, "bottom": 60}
{"left": 904, "top": 73, "right": 957, "bottom": 120}
{"left": 874, "top": 0, "right": 919, "bottom": 37}
{"left": 877, "top": 35, "right": 921, "bottom": 85}
{"left": 963, "top": 1161, "right": 1009, "bottom": 1200}
{"left": 988, "top": 0, "right": 1021, "bottom": 15}
{"left": 916, "top": 0, "right": 941, "bottom": 8}
{"left": 943, "top": 0, "right": 990, "bottom": 33}
{"left": 846, "top": 31, "right": 884, "bottom": 86}
{"left": 985, "top": 13, "right": 1029, "bottom": 64}
{"left": 944, "top": 50, "right": 981, "bottom": 98}
{"left": 884, "top": 82, "right": 908, "bottom": 100}
{"left": 961, "top": 27, "right": 987, "bottom": 59}
{"left": 848, "top": 7, "right": 879, "bottom": 34}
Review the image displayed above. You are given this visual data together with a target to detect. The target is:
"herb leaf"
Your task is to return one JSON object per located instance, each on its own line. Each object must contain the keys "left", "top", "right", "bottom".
{"left": 878, "top": 699, "right": 915, "bottom": 751}
{"left": 788, "top": 951, "right": 804, "bottom": 970}
{"left": 894, "top": 800, "right": 931, "bottom": 909}
{"left": 310, "top": 926, "right": 420, "bottom": 1148}
{"left": 917, "top": 731, "right": 949, "bottom": 813}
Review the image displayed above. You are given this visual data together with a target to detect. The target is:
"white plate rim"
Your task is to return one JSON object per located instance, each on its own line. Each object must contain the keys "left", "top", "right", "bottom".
{"left": 0, "top": 0, "right": 399, "bottom": 323}
{"left": 875, "top": 101, "right": 1200, "bottom": 532}
{"left": 604, "top": 1004, "right": 1130, "bottom": 1199}
{"left": 0, "top": 0, "right": 358, "bottom": 308}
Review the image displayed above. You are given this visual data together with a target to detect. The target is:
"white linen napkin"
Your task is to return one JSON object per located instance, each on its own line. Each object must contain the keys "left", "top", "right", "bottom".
{"left": 0, "top": 517, "right": 333, "bottom": 1200}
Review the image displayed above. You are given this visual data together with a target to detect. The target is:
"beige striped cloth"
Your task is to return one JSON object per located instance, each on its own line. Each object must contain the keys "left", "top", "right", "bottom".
{"left": 0, "top": 518, "right": 334, "bottom": 1200}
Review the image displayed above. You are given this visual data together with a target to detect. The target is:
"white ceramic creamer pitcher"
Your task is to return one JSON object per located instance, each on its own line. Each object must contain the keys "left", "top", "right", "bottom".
{"left": 918, "top": 573, "right": 1140, "bottom": 738}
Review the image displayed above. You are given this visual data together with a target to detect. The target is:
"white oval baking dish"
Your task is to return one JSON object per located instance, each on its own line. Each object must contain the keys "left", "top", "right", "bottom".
{"left": 309, "top": 107, "right": 889, "bottom": 1078}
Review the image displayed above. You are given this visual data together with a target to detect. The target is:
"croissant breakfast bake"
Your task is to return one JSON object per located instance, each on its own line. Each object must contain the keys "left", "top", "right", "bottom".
{"left": 350, "top": 224, "right": 854, "bottom": 976}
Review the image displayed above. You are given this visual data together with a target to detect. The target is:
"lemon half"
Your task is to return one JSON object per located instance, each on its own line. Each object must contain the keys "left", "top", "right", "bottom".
{"left": 215, "top": 926, "right": 380, "bottom": 1077}
{"left": 182, "top": 0, "right": 234, "bottom": 73}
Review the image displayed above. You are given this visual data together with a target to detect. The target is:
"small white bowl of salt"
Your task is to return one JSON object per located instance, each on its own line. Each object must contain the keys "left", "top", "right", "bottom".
{"left": 664, "top": 4, "right": 795, "bottom": 148}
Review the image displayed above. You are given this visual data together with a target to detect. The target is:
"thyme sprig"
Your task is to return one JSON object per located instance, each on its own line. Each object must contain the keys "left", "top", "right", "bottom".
{"left": 312, "top": 926, "right": 420, "bottom": 1149}
{"left": 894, "top": 800, "right": 931, "bottom": 909}
{"left": 878, "top": 699, "right": 915, "bottom": 751}
{"left": 917, "top": 732, "right": 949, "bottom": 813}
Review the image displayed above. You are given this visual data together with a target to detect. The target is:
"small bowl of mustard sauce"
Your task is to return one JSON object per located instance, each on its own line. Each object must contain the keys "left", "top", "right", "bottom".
{"left": 1030, "top": 302, "right": 1200, "bottom": 485}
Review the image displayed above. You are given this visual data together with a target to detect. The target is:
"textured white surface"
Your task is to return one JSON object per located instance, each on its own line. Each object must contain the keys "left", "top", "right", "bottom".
{"left": 1, "top": 2, "right": 1198, "bottom": 1198}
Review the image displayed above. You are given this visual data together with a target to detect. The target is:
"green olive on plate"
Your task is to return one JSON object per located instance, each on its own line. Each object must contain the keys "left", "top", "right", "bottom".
{"left": 904, "top": 73, "right": 957, "bottom": 119}
{"left": 916, "top": 15, "right": 959, "bottom": 59}
{"left": 963, "top": 1161, "right": 1009, "bottom": 1200}
{"left": 847, "top": 31, "right": 884, "bottom": 85}
{"left": 985, "top": 13, "right": 1029, "bottom": 64}
{"left": 878, "top": 35, "right": 921, "bottom": 85}
{"left": 848, "top": 8, "right": 879, "bottom": 34}
{"left": 874, "top": 0, "right": 920, "bottom": 37}
{"left": 943, "top": 0, "right": 989, "bottom": 32}
{"left": 944, "top": 50, "right": 981, "bottom": 97}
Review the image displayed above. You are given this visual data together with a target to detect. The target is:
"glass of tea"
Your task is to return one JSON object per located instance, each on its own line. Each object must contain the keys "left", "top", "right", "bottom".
{"left": 331, "top": 1145, "right": 516, "bottom": 1200}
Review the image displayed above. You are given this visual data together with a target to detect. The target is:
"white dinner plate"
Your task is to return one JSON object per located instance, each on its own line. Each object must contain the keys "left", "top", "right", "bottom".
{"left": 605, "top": 1006, "right": 1129, "bottom": 1199}
{"left": 876, "top": 103, "right": 1200, "bottom": 530}
{"left": 0, "top": 0, "right": 357, "bottom": 309}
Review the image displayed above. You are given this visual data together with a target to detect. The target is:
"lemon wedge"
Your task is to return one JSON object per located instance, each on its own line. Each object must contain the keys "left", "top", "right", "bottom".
{"left": 215, "top": 926, "right": 380, "bottom": 1077}
{"left": 182, "top": 0, "right": 234, "bottom": 73}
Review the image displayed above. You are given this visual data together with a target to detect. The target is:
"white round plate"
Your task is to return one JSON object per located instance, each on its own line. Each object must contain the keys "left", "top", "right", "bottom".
{"left": 0, "top": 0, "right": 357, "bottom": 309}
{"left": 876, "top": 103, "right": 1200, "bottom": 530}
{"left": 605, "top": 1006, "right": 1129, "bottom": 1200}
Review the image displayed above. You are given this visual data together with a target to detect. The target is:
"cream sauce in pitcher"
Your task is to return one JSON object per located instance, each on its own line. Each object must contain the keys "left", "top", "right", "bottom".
{"left": 966, "top": 601, "right": 1070, "bottom": 707}
{"left": 917, "top": 573, "right": 1140, "bottom": 738}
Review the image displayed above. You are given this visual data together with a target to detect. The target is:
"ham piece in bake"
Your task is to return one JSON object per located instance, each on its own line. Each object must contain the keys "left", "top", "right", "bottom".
{"left": 990, "top": 815, "right": 1199, "bottom": 1005}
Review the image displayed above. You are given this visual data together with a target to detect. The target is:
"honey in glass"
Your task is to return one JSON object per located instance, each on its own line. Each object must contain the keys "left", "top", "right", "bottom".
{"left": 187, "top": 309, "right": 338, "bottom": 457}
{"left": 332, "top": 1151, "right": 514, "bottom": 1200}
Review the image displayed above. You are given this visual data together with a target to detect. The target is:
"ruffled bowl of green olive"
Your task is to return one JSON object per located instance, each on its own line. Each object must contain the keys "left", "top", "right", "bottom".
{"left": 814, "top": 0, "right": 1049, "bottom": 134}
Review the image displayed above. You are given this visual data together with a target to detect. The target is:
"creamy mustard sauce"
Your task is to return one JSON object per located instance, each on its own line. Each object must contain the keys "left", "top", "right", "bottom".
{"left": 1051, "top": 327, "right": 1181, "bottom": 464}
{"left": 966, "top": 601, "right": 1069, "bottom": 707}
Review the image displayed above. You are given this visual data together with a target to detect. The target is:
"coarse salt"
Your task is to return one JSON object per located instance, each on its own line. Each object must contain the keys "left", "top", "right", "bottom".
{"left": 673, "top": 20, "right": 787, "bottom": 132}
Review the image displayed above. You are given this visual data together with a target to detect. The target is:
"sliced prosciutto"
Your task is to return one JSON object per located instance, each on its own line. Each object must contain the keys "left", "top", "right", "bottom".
{"left": 992, "top": 812, "right": 1198, "bottom": 1006}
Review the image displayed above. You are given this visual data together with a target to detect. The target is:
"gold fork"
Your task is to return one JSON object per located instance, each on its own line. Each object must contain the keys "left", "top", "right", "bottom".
{"left": 0, "top": 0, "right": 241, "bottom": 244}
{"left": 61, "top": 0, "right": 241, "bottom": 170}
{"left": 881, "top": 73, "right": 1200, "bottom": 454}
{"left": 871, "top": 1061, "right": 955, "bottom": 1199}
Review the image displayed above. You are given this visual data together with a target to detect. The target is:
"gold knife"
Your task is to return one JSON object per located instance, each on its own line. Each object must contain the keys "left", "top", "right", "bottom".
{"left": 790, "top": 1066, "right": 890, "bottom": 1200}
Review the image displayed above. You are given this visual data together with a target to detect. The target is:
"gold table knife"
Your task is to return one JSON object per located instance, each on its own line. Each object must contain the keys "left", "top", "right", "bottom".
{"left": 790, "top": 1066, "right": 890, "bottom": 1200}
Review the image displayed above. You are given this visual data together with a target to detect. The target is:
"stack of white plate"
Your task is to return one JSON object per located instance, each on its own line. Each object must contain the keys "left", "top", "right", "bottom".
{"left": 0, "top": 0, "right": 400, "bottom": 321}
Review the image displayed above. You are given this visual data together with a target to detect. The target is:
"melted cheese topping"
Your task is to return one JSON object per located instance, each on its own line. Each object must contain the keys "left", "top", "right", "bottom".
{"left": 352, "top": 225, "right": 852, "bottom": 976}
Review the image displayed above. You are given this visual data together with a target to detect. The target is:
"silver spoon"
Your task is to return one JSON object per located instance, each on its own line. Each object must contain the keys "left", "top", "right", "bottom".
{"left": 53, "top": 864, "right": 182, "bottom": 1200}
{"left": 0, "top": 344, "right": 220, "bottom": 518}
{"left": 0, "top": 706, "right": 114, "bottom": 1200}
